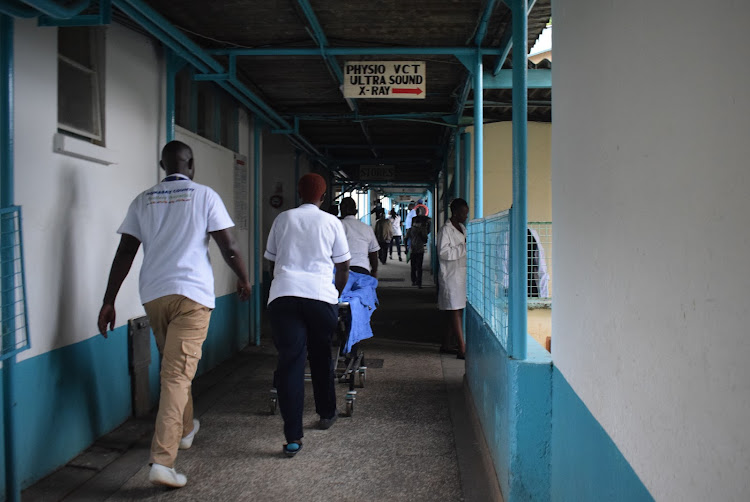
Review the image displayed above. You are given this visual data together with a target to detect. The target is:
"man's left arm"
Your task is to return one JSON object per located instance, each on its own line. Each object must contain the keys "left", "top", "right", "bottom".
{"left": 98, "top": 234, "right": 141, "bottom": 338}
{"left": 210, "top": 228, "right": 251, "bottom": 301}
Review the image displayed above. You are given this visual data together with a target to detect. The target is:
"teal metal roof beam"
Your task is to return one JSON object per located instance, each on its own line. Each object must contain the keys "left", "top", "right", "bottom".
{"left": 341, "top": 181, "right": 433, "bottom": 188}
{"left": 297, "top": 0, "right": 392, "bottom": 159}
{"left": 18, "top": 0, "right": 89, "bottom": 19}
{"left": 482, "top": 68, "right": 550, "bottom": 88}
{"left": 319, "top": 144, "right": 443, "bottom": 150}
{"left": 295, "top": 112, "right": 449, "bottom": 121}
{"left": 37, "top": 0, "right": 110, "bottom": 26}
{"left": 490, "top": 0, "right": 536, "bottom": 75}
{"left": 0, "top": 0, "right": 41, "bottom": 17}
{"left": 208, "top": 47, "right": 505, "bottom": 57}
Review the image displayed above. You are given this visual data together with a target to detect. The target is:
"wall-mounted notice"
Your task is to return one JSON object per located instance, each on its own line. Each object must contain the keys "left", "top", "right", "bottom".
{"left": 343, "top": 61, "right": 426, "bottom": 99}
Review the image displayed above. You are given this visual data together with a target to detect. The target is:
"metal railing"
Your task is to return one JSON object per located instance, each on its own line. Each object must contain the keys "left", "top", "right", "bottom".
{"left": 467, "top": 212, "right": 552, "bottom": 349}
{"left": 0, "top": 206, "right": 30, "bottom": 360}
{"left": 528, "top": 221, "right": 552, "bottom": 306}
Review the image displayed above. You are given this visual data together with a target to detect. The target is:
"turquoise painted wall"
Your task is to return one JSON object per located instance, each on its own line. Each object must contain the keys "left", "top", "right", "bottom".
{"left": 465, "top": 304, "right": 552, "bottom": 502}
{"left": 0, "top": 293, "right": 249, "bottom": 494}
{"left": 550, "top": 368, "right": 654, "bottom": 502}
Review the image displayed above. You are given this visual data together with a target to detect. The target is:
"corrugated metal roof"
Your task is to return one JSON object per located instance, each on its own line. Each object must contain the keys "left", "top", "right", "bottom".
{"left": 136, "top": 0, "right": 552, "bottom": 182}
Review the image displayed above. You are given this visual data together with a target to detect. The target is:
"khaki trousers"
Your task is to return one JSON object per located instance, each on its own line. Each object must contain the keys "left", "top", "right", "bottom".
{"left": 144, "top": 295, "right": 211, "bottom": 467}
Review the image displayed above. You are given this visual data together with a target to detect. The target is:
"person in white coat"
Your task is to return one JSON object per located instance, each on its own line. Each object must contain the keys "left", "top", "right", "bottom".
{"left": 437, "top": 198, "right": 470, "bottom": 359}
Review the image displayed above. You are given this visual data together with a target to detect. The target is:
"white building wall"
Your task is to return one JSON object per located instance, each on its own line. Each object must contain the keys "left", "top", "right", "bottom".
{"left": 13, "top": 20, "right": 252, "bottom": 361}
{"left": 552, "top": 2, "right": 750, "bottom": 500}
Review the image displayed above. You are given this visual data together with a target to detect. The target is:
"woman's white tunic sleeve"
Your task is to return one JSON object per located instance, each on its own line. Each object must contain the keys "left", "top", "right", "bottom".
{"left": 437, "top": 222, "right": 467, "bottom": 310}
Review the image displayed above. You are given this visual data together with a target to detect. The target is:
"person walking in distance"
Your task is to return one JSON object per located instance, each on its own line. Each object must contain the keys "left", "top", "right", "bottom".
{"left": 265, "top": 174, "right": 351, "bottom": 457}
{"left": 408, "top": 206, "right": 431, "bottom": 288}
{"left": 374, "top": 214, "right": 393, "bottom": 265}
{"left": 97, "top": 140, "right": 251, "bottom": 488}
{"left": 389, "top": 208, "right": 403, "bottom": 261}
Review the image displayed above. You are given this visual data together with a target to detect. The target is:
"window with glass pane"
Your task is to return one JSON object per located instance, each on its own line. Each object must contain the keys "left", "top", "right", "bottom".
{"left": 57, "top": 27, "right": 104, "bottom": 143}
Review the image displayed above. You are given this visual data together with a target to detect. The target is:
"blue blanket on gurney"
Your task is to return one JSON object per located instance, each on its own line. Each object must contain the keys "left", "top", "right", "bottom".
{"left": 340, "top": 271, "right": 379, "bottom": 353}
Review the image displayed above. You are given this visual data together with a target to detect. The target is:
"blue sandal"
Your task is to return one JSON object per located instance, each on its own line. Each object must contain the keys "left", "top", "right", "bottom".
{"left": 283, "top": 441, "right": 302, "bottom": 457}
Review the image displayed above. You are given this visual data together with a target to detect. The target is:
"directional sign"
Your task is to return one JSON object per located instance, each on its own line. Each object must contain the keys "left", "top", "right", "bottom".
{"left": 359, "top": 165, "right": 395, "bottom": 180}
{"left": 344, "top": 61, "right": 426, "bottom": 99}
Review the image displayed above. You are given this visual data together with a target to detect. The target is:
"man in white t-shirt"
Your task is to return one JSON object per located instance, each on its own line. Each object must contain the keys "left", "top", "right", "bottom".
{"left": 97, "top": 141, "right": 251, "bottom": 488}
{"left": 339, "top": 197, "right": 379, "bottom": 277}
{"left": 265, "top": 173, "right": 350, "bottom": 457}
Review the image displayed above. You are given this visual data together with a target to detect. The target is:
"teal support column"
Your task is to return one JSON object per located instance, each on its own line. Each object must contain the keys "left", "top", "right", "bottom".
{"left": 165, "top": 50, "right": 180, "bottom": 142}
{"left": 365, "top": 190, "right": 370, "bottom": 224}
{"left": 453, "top": 132, "right": 461, "bottom": 201}
{"left": 472, "top": 53, "right": 483, "bottom": 219}
{"left": 442, "top": 167, "right": 449, "bottom": 223}
{"left": 252, "top": 122, "right": 262, "bottom": 345}
{"left": 509, "top": 0, "right": 528, "bottom": 360}
{"left": 0, "top": 15, "right": 19, "bottom": 502}
{"left": 462, "top": 131, "right": 471, "bottom": 204}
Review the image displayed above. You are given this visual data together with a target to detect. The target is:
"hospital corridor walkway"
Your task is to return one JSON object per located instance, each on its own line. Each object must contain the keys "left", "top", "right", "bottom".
{"left": 24, "top": 254, "right": 501, "bottom": 502}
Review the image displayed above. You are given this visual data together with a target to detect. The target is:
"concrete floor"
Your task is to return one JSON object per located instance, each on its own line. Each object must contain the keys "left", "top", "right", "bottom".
{"left": 25, "top": 250, "right": 502, "bottom": 501}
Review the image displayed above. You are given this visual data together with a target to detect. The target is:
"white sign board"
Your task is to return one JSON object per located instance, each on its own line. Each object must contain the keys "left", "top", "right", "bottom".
{"left": 359, "top": 165, "right": 395, "bottom": 180}
{"left": 397, "top": 195, "right": 413, "bottom": 202}
{"left": 344, "top": 61, "right": 426, "bottom": 99}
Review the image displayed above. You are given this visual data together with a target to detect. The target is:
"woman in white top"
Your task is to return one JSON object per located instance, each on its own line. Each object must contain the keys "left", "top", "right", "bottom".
{"left": 264, "top": 173, "right": 351, "bottom": 457}
{"left": 437, "top": 198, "right": 470, "bottom": 359}
{"left": 388, "top": 208, "right": 403, "bottom": 261}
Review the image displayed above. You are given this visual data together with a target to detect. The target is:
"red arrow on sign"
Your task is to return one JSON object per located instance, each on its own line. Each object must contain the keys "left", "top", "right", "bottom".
{"left": 392, "top": 88, "right": 423, "bottom": 95}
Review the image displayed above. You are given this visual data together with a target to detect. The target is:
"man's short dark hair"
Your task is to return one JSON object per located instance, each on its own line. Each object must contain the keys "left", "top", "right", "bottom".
{"left": 449, "top": 198, "right": 469, "bottom": 214}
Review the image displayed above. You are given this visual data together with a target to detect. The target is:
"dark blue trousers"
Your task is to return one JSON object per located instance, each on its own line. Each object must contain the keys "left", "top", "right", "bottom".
{"left": 269, "top": 296, "right": 338, "bottom": 442}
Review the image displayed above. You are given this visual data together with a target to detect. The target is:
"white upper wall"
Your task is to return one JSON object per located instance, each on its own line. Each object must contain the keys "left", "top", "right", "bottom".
{"left": 13, "top": 20, "right": 252, "bottom": 361}
{"left": 553, "top": 2, "right": 750, "bottom": 500}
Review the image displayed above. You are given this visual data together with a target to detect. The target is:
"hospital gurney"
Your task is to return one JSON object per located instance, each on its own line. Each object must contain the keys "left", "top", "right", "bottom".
{"left": 269, "top": 301, "right": 366, "bottom": 417}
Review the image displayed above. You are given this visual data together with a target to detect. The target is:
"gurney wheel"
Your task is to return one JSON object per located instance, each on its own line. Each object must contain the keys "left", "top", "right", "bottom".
{"left": 358, "top": 368, "right": 366, "bottom": 388}
{"left": 270, "top": 389, "right": 278, "bottom": 415}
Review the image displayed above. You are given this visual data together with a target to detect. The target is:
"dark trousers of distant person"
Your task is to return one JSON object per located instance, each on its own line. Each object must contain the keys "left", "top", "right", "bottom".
{"left": 378, "top": 240, "right": 389, "bottom": 264}
{"left": 410, "top": 252, "right": 424, "bottom": 287}
{"left": 269, "top": 296, "right": 338, "bottom": 442}
{"left": 389, "top": 236, "right": 402, "bottom": 259}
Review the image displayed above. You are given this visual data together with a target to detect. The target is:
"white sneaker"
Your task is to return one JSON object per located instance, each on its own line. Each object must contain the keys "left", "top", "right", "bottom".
{"left": 179, "top": 419, "right": 200, "bottom": 450}
{"left": 149, "top": 463, "right": 187, "bottom": 488}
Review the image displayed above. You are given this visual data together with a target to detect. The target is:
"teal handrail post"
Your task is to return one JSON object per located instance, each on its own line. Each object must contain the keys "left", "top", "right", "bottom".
{"left": 473, "top": 52, "right": 483, "bottom": 219}
{"left": 509, "top": 0, "right": 528, "bottom": 360}
{"left": 0, "top": 14, "right": 20, "bottom": 502}
{"left": 454, "top": 131, "right": 461, "bottom": 200}
{"left": 253, "top": 122, "right": 262, "bottom": 345}
{"left": 462, "top": 131, "right": 471, "bottom": 204}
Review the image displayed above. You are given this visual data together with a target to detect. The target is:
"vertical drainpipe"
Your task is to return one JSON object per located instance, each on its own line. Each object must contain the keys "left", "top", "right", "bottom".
{"left": 165, "top": 49, "right": 177, "bottom": 142}
{"left": 509, "top": 0, "right": 528, "bottom": 360}
{"left": 473, "top": 52, "right": 483, "bottom": 219}
{"left": 253, "top": 121, "right": 262, "bottom": 345}
{"left": 454, "top": 131, "right": 461, "bottom": 201}
{"left": 0, "top": 15, "right": 20, "bottom": 502}
{"left": 462, "top": 131, "right": 471, "bottom": 204}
